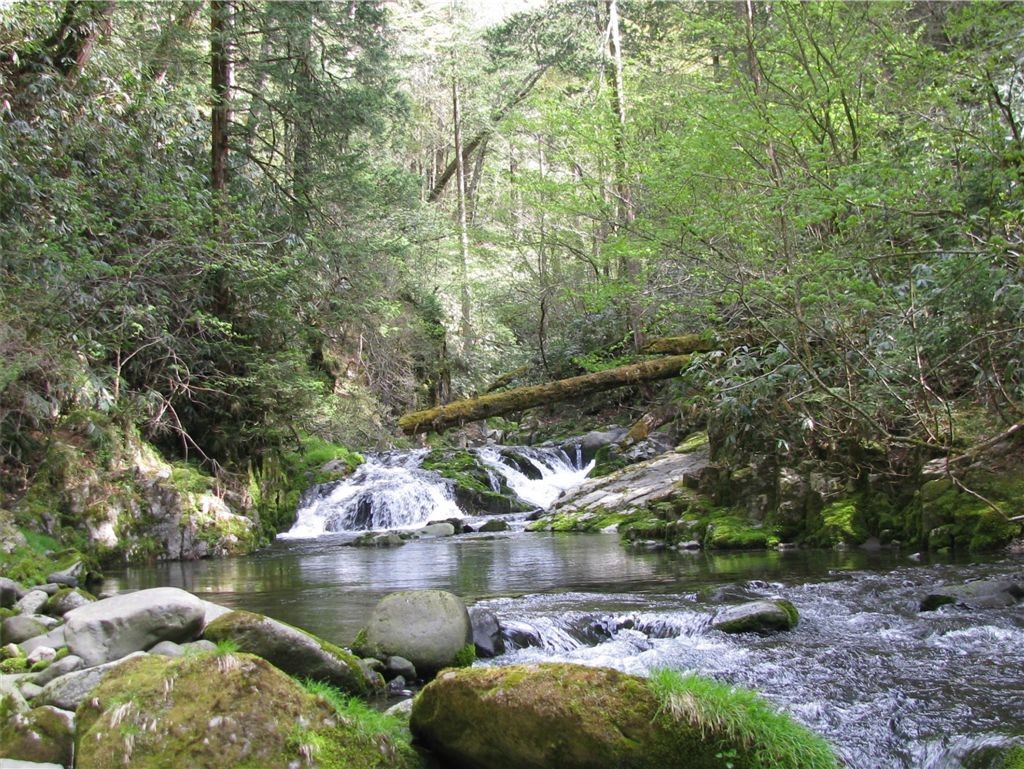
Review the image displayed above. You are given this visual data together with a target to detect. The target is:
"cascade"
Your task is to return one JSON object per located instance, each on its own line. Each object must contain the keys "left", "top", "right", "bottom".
{"left": 280, "top": 444, "right": 592, "bottom": 538}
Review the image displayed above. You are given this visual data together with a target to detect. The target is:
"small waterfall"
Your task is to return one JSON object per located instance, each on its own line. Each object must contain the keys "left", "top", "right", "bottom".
{"left": 477, "top": 446, "right": 594, "bottom": 510}
{"left": 281, "top": 444, "right": 593, "bottom": 539}
{"left": 281, "top": 450, "right": 462, "bottom": 539}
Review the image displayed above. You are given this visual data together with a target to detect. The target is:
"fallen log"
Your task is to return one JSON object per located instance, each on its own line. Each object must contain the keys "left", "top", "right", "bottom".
{"left": 399, "top": 354, "right": 695, "bottom": 435}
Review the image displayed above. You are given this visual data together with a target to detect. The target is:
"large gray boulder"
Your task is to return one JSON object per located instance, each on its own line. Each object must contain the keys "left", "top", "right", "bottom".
{"left": 920, "top": 580, "right": 1024, "bottom": 612}
{"left": 712, "top": 600, "right": 800, "bottom": 634}
{"left": 363, "top": 589, "right": 473, "bottom": 676}
{"left": 36, "top": 653, "right": 145, "bottom": 711}
{"left": 203, "top": 609, "right": 380, "bottom": 697}
{"left": 2, "top": 616, "right": 49, "bottom": 645}
{"left": 63, "top": 587, "right": 204, "bottom": 667}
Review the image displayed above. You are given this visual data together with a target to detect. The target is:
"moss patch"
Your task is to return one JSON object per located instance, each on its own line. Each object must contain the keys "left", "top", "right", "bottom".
{"left": 422, "top": 449, "right": 529, "bottom": 515}
{"left": 75, "top": 653, "right": 416, "bottom": 769}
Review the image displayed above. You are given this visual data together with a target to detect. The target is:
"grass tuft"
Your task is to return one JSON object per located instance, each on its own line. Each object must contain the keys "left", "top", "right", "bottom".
{"left": 648, "top": 668, "right": 838, "bottom": 769}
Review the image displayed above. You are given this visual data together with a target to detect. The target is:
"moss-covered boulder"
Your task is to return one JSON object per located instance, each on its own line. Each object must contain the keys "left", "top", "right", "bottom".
{"left": 913, "top": 461, "right": 1024, "bottom": 552}
{"left": 711, "top": 600, "right": 800, "bottom": 634}
{"left": 421, "top": 450, "right": 530, "bottom": 515}
{"left": 919, "top": 580, "right": 1024, "bottom": 612}
{"left": 75, "top": 652, "right": 420, "bottom": 769}
{"left": 0, "top": 705, "right": 75, "bottom": 766}
{"left": 362, "top": 590, "right": 473, "bottom": 677}
{"left": 410, "top": 664, "right": 837, "bottom": 769}
{"left": 203, "top": 609, "right": 381, "bottom": 697}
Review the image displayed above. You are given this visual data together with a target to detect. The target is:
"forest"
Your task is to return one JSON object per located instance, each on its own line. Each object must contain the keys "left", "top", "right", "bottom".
{"left": 1, "top": 3, "right": 1024, "bottom": 768}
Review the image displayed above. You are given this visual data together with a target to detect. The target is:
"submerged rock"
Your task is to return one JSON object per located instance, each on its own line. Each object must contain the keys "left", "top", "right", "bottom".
{"left": 203, "top": 609, "right": 380, "bottom": 696}
{"left": 63, "top": 587, "right": 205, "bottom": 667}
{"left": 711, "top": 600, "right": 800, "bottom": 634}
{"left": 920, "top": 580, "right": 1024, "bottom": 612}
{"left": 363, "top": 589, "right": 473, "bottom": 677}
{"left": 410, "top": 663, "right": 837, "bottom": 769}
{"left": 74, "top": 652, "right": 419, "bottom": 769}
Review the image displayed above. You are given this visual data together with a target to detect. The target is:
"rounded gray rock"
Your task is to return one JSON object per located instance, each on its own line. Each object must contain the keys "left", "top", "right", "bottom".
{"left": 64, "top": 587, "right": 205, "bottom": 667}
{"left": 2, "top": 615, "right": 49, "bottom": 645}
{"left": 13, "top": 590, "right": 49, "bottom": 616}
{"left": 365, "top": 590, "right": 472, "bottom": 676}
{"left": 711, "top": 599, "right": 799, "bottom": 634}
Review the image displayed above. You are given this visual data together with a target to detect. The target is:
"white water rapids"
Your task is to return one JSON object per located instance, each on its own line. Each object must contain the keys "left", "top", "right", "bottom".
{"left": 280, "top": 445, "right": 592, "bottom": 539}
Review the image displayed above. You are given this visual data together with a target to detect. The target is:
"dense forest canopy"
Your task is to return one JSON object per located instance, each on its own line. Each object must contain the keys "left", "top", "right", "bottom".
{"left": 1, "top": 0, "right": 1021, "bottom": 499}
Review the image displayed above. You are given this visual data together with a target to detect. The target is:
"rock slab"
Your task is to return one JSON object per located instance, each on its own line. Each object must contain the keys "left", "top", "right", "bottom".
{"left": 711, "top": 599, "right": 800, "bottom": 634}
{"left": 63, "top": 587, "right": 205, "bottom": 667}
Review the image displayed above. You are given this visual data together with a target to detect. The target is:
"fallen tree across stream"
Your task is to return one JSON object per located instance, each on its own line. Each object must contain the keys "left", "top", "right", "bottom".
{"left": 399, "top": 354, "right": 696, "bottom": 435}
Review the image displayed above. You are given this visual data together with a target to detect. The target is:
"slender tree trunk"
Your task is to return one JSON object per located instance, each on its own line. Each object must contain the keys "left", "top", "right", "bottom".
{"left": 606, "top": 0, "right": 643, "bottom": 351}
{"left": 210, "top": 0, "right": 233, "bottom": 194}
{"left": 291, "top": 1, "right": 315, "bottom": 220}
{"left": 453, "top": 75, "right": 473, "bottom": 353}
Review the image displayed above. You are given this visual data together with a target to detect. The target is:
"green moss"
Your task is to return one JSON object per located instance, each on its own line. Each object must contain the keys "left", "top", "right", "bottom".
{"left": 648, "top": 669, "right": 838, "bottom": 769}
{"left": 704, "top": 514, "right": 778, "bottom": 550}
{"left": 453, "top": 643, "right": 476, "bottom": 668}
{"left": 1002, "top": 746, "right": 1024, "bottom": 769}
{"left": 914, "top": 464, "right": 1024, "bottom": 552}
{"left": 676, "top": 431, "right": 710, "bottom": 453}
{"left": 0, "top": 657, "right": 29, "bottom": 673}
{"left": 0, "top": 528, "right": 64, "bottom": 586}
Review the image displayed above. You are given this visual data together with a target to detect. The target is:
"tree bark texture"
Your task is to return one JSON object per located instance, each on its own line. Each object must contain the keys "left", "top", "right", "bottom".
{"left": 210, "top": 0, "right": 233, "bottom": 192}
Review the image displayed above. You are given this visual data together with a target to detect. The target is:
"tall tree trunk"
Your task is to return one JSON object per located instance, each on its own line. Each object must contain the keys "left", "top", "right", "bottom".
{"left": 291, "top": 1, "right": 315, "bottom": 221}
{"left": 210, "top": 0, "right": 233, "bottom": 194}
{"left": 606, "top": 0, "right": 643, "bottom": 351}
{"left": 453, "top": 75, "right": 474, "bottom": 354}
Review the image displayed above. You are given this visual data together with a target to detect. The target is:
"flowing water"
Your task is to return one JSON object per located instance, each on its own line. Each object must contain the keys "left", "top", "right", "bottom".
{"left": 101, "top": 448, "right": 1024, "bottom": 769}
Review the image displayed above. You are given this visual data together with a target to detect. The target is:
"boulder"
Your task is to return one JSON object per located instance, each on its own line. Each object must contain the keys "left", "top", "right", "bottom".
{"left": 410, "top": 664, "right": 838, "bottom": 769}
{"left": 19, "top": 627, "right": 65, "bottom": 657}
{"left": 74, "top": 653, "right": 420, "bottom": 769}
{"left": 0, "top": 705, "right": 75, "bottom": 766}
{"left": 19, "top": 682, "right": 43, "bottom": 700}
{"left": 2, "top": 616, "right": 49, "bottom": 645}
{"left": 31, "top": 655, "right": 84, "bottom": 687}
{"left": 0, "top": 760, "right": 65, "bottom": 769}
{"left": 13, "top": 591, "right": 49, "bottom": 616}
{"left": 63, "top": 587, "right": 205, "bottom": 666}
{"left": 44, "top": 587, "right": 94, "bottom": 617}
{"left": 203, "top": 609, "right": 380, "bottom": 697}
{"left": 711, "top": 600, "right": 800, "bottom": 634}
{"left": 920, "top": 580, "right": 1024, "bottom": 612}
{"left": 46, "top": 561, "right": 84, "bottom": 588}
{"left": 478, "top": 519, "right": 510, "bottom": 533}
{"left": 35, "top": 653, "right": 145, "bottom": 712}
{"left": 1, "top": 577, "right": 27, "bottom": 608}
{"left": 363, "top": 590, "right": 473, "bottom": 677}
{"left": 418, "top": 522, "right": 456, "bottom": 538}
{"left": 385, "top": 655, "right": 417, "bottom": 681}
{"left": 469, "top": 606, "right": 505, "bottom": 658}
{"left": 147, "top": 640, "right": 184, "bottom": 657}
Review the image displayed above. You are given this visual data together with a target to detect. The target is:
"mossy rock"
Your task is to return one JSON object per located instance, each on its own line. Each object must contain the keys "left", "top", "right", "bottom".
{"left": 410, "top": 663, "right": 837, "bottom": 769}
{"left": 44, "top": 586, "right": 96, "bottom": 616}
{"left": 703, "top": 514, "right": 779, "bottom": 550}
{"left": 913, "top": 463, "right": 1024, "bottom": 552}
{"left": 0, "top": 704, "right": 75, "bottom": 765}
{"left": 712, "top": 600, "right": 800, "bottom": 633}
{"left": 203, "top": 609, "right": 382, "bottom": 697}
{"left": 75, "top": 652, "right": 420, "bottom": 769}
{"left": 363, "top": 590, "right": 473, "bottom": 677}
{"left": 421, "top": 450, "right": 530, "bottom": 515}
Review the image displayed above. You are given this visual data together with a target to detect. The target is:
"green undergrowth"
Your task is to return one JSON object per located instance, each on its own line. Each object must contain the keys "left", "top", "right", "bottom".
{"left": 648, "top": 669, "right": 839, "bottom": 769}
{"left": 301, "top": 679, "right": 409, "bottom": 742}
{"left": 249, "top": 436, "right": 364, "bottom": 539}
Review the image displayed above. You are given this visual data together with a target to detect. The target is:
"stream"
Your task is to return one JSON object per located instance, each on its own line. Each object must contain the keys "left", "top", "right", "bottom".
{"left": 100, "top": 447, "right": 1024, "bottom": 769}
